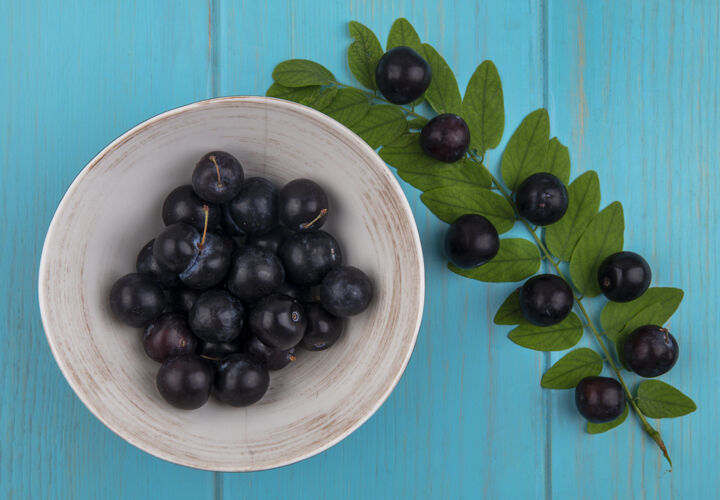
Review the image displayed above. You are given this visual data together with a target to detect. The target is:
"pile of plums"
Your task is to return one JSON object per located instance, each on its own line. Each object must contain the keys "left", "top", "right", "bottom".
{"left": 109, "top": 151, "right": 373, "bottom": 410}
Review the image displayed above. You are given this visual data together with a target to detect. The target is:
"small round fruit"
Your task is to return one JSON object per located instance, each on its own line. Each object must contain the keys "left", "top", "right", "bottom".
{"left": 189, "top": 289, "right": 245, "bottom": 342}
{"left": 597, "top": 251, "right": 652, "bottom": 303}
{"left": 164, "top": 286, "right": 200, "bottom": 314}
{"left": 519, "top": 274, "right": 573, "bottom": 326}
{"left": 226, "top": 246, "right": 284, "bottom": 302}
{"left": 249, "top": 294, "right": 306, "bottom": 350}
{"left": 246, "top": 225, "right": 290, "bottom": 254}
{"left": 278, "top": 179, "right": 328, "bottom": 231}
{"left": 143, "top": 313, "right": 198, "bottom": 362}
{"left": 109, "top": 273, "right": 165, "bottom": 327}
{"left": 420, "top": 114, "right": 470, "bottom": 163}
{"left": 375, "top": 46, "right": 432, "bottom": 104}
{"left": 198, "top": 338, "right": 244, "bottom": 359}
{"left": 624, "top": 325, "right": 679, "bottom": 377}
{"left": 179, "top": 233, "right": 233, "bottom": 289}
{"left": 162, "top": 185, "right": 220, "bottom": 231}
{"left": 445, "top": 214, "right": 499, "bottom": 269}
{"left": 214, "top": 353, "right": 270, "bottom": 407}
{"left": 319, "top": 266, "right": 373, "bottom": 317}
{"left": 515, "top": 173, "right": 569, "bottom": 226}
{"left": 245, "top": 336, "right": 297, "bottom": 371}
{"left": 153, "top": 223, "right": 200, "bottom": 273}
{"left": 227, "top": 177, "right": 278, "bottom": 235}
{"left": 279, "top": 231, "right": 343, "bottom": 286}
{"left": 156, "top": 354, "right": 213, "bottom": 410}
{"left": 192, "top": 151, "right": 244, "bottom": 203}
{"left": 575, "top": 376, "right": 626, "bottom": 423}
{"left": 136, "top": 239, "right": 180, "bottom": 287}
{"left": 301, "top": 303, "right": 343, "bottom": 351}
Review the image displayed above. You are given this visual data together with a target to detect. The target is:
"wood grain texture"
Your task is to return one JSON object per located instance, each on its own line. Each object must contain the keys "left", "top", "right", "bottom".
{"left": 1, "top": 0, "right": 718, "bottom": 497}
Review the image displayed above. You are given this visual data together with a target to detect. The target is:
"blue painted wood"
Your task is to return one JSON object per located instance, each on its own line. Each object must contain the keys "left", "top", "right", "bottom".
{"left": 1, "top": 0, "right": 718, "bottom": 498}
{"left": 0, "top": 1, "right": 216, "bottom": 498}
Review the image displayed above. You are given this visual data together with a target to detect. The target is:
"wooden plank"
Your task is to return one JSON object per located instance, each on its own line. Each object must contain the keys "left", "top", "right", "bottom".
{"left": 216, "top": 1, "right": 548, "bottom": 498}
{"left": 547, "top": 0, "right": 719, "bottom": 498}
{"left": 0, "top": 0, "right": 216, "bottom": 498}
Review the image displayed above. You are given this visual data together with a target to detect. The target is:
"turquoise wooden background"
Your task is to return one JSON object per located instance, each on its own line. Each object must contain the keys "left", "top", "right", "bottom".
{"left": 1, "top": 0, "right": 718, "bottom": 498}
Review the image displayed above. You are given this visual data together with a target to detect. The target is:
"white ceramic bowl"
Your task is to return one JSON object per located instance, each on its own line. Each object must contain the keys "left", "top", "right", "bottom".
{"left": 38, "top": 96, "right": 424, "bottom": 471}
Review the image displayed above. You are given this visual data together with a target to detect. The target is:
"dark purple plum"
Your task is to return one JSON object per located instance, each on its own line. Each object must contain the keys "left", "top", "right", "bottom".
{"left": 214, "top": 353, "right": 270, "bottom": 407}
{"left": 515, "top": 173, "right": 569, "bottom": 226}
{"left": 420, "top": 114, "right": 470, "bottom": 163}
{"left": 278, "top": 179, "right": 328, "bottom": 231}
{"left": 189, "top": 289, "right": 245, "bottom": 342}
{"left": 598, "top": 251, "right": 652, "bottom": 303}
{"left": 156, "top": 354, "right": 213, "bottom": 410}
{"left": 192, "top": 151, "right": 244, "bottom": 203}
{"left": 143, "top": 313, "right": 199, "bottom": 362}
{"left": 227, "top": 177, "right": 278, "bottom": 235}
{"left": 279, "top": 231, "right": 342, "bottom": 286}
{"left": 226, "top": 246, "right": 284, "bottom": 302}
{"left": 163, "top": 286, "right": 200, "bottom": 314}
{"left": 153, "top": 223, "right": 200, "bottom": 273}
{"left": 445, "top": 214, "right": 499, "bottom": 269}
{"left": 249, "top": 294, "right": 306, "bottom": 350}
{"left": 319, "top": 266, "right": 373, "bottom": 317}
{"left": 624, "top": 325, "right": 679, "bottom": 377}
{"left": 519, "top": 274, "right": 573, "bottom": 326}
{"left": 179, "top": 232, "right": 233, "bottom": 289}
{"left": 109, "top": 273, "right": 165, "bottom": 327}
{"left": 300, "top": 303, "right": 343, "bottom": 351}
{"left": 575, "top": 376, "right": 626, "bottom": 423}
{"left": 375, "top": 46, "right": 432, "bottom": 104}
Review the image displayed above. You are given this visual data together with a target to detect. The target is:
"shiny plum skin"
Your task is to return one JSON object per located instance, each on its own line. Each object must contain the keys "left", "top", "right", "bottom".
{"left": 575, "top": 376, "right": 626, "bottom": 423}
{"left": 420, "top": 114, "right": 470, "bottom": 163}
{"left": 515, "top": 173, "right": 569, "bottom": 226}
{"left": 192, "top": 151, "right": 244, "bottom": 203}
{"left": 156, "top": 354, "right": 214, "bottom": 410}
{"left": 375, "top": 46, "right": 432, "bottom": 104}
{"left": 598, "top": 251, "right": 652, "bottom": 303}
{"left": 278, "top": 179, "right": 328, "bottom": 231}
{"left": 109, "top": 273, "right": 165, "bottom": 327}
{"left": 319, "top": 266, "right": 373, "bottom": 317}
{"left": 519, "top": 274, "right": 573, "bottom": 327}
{"left": 445, "top": 214, "right": 499, "bottom": 269}
{"left": 214, "top": 353, "right": 270, "bottom": 407}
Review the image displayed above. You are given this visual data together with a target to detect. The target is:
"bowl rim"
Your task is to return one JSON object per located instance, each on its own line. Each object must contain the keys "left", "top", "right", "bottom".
{"left": 38, "top": 95, "right": 425, "bottom": 471}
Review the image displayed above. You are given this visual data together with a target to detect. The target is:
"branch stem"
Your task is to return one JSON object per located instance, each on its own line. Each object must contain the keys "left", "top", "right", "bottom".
{"left": 467, "top": 151, "right": 671, "bottom": 468}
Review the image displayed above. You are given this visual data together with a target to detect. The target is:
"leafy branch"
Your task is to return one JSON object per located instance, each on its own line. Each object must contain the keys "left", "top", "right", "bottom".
{"left": 266, "top": 17, "right": 696, "bottom": 468}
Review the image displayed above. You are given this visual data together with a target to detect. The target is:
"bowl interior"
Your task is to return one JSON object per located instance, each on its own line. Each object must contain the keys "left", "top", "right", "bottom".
{"left": 39, "top": 97, "right": 424, "bottom": 471}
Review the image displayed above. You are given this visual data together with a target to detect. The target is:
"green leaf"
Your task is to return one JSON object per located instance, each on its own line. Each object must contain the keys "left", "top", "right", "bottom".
{"left": 322, "top": 88, "right": 370, "bottom": 127}
{"left": 380, "top": 139, "right": 491, "bottom": 191}
{"left": 350, "top": 105, "right": 407, "bottom": 148}
{"left": 386, "top": 18, "right": 423, "bottom": 52}
{"left": 587, "top": 404, "right": 629, "bottom": 434}
{"left": 545, "top": 171, "right": 601, "bottom": 261}
{"left": 463, "top": 61, "right": 504, "bottom": 155}
{"left": 614, "top": 303, "right": 664, "bottom": 369}
{"left": 348, "top": 21, "right": 384, "bottom": 90}
{"left": 304, "top": 87, "right": 339, "bottom": 111}
{"left": 493, "top": 289, "right": 525, "bottom": 325}
{"left": 420, "top": 187, "right": 515, "bottom": 233}
{"left": 541, "top": 348, "right": 603, "bottom": 389}
{"left": 384, "top": 133, "right": 419, "bottom": 148}
{"left": 266, "top": 82, "right": 322, "bottom": 104}
{"left": 508, "top": 313, "right": 583, "bottom": 351}
{"left": 422, "top": 43, "right": 462, "bottom": 115}
{"left": 636, "top": 380, "right": 697, "bottom": 418}
{"left": 500, "top": 109, "right": 550, "bottom": 190}
{"left": 397, "top": 160, "right": 492, "bottom": 192}
{"left": 543, "top": 138, "right": 571, "bottom": 185}
{"left": 569, "top": 202, "right": 624, "bottom": 297}
{"left": 272, "top": 59, "right": 335, "bottom": 87}
{"left": 449, "top": 238, "right": 541, "bottom": 283}
{"left": 600, "top": 287, "right": 684, "bottom": 337}
{"left": 407, "top": 116, "right": 429, "bottom": 129}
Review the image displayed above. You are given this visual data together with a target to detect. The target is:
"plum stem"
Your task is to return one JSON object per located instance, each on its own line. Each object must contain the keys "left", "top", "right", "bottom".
{"left": 301, "top": 208, "right": 328, "bottom": 230}
{"left": 198, "top": 205, "right": 209, "bottom": 252}
{"left": 209, "top": 155, "right": 223, "bottom": 188}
